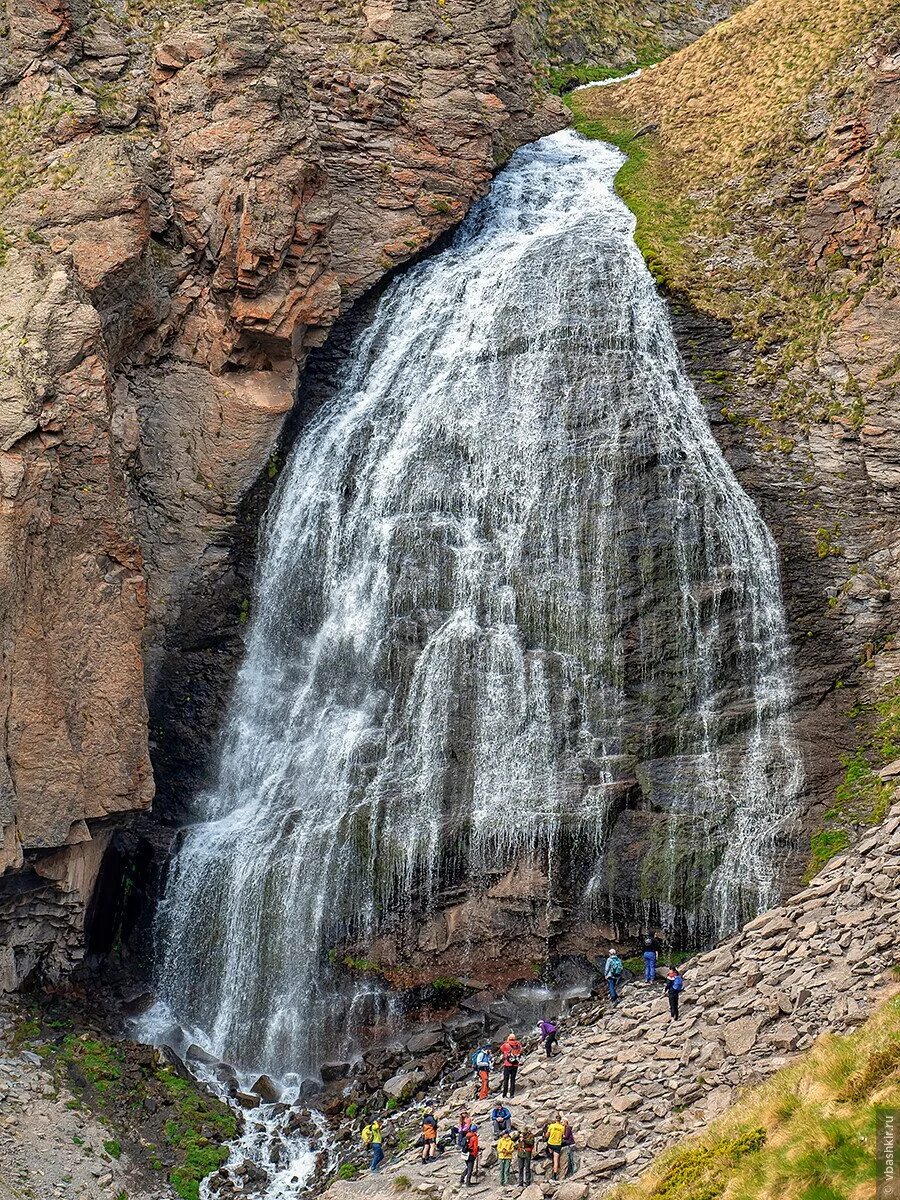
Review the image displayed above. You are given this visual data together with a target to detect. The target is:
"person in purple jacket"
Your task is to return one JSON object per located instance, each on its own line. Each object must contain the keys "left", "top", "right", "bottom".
{"left": 538, "top": 1018, "right": 559, "bottom": 1058}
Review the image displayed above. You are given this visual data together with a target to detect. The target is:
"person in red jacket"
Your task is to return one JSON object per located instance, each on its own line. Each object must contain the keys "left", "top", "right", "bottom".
{"left": 500, "top": 1031, "right": 524, "bottom": 1098}
{"left": 459, "top": 1124, "right": 480, "bottom": 1186}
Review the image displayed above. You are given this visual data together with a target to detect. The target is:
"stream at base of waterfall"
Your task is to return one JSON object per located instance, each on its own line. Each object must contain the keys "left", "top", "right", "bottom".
{"left": 144, "top": 130, "right": 802, "bottom": 1191}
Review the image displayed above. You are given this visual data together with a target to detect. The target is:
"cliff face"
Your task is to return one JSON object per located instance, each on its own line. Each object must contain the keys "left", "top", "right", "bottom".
{"left": 0, "top": 0, "right": 567, "bottom": 988}
{"left": 572, "top": 0, "right": 900, "bottom": 883}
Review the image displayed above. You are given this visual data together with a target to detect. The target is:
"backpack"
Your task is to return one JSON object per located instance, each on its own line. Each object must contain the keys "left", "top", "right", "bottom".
{"left": 609, "top": 955, "right": 623, "bottom": 977}
{"left": 671, "top": 974, "right": 683, "bottom": 993}
{"left": 473, "top": 1047, "right": 491, "bottom": 1069}
{"left": 457, "top": 1128, "right": 470, "bottom": 1152}
{"left": 505, "top": 1041, "right": 522, "bottom": 1064}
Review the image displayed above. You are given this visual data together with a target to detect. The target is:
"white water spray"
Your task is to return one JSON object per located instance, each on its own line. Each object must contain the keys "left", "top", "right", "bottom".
{"left": 154, "top": 131, "right": 802, "bottom": 1081}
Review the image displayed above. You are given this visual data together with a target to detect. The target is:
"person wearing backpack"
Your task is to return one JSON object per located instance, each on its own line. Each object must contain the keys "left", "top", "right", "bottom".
{"left": 500, "top": 1032, "right": 523, "bottom": 1098}
{"left": 604, "top": 949, "right": 624, "bottom": 1005}
{"left": 455, "top": 1110, "right": 473, "bottom": 1153}
{"left": 459, "top": 1124, "right": 480, "bottom": 1186}
{"left": 421, "top": 1106, "right": 438, "bottom": 1163}
{"left": 361, "top": 1120, "right": 383, "bottom": 1172}
{"left": 537, "top": 1018, "right": 558, "bottom": 1058}
{"left": 516, "top": 1126, "right": 535, "bottom": 1185}
{"left": 664, "top": 966, "right": 684, "bottom": 1019}
{"left": 472, "top": 1044, "right": 493, "bottom": 1100}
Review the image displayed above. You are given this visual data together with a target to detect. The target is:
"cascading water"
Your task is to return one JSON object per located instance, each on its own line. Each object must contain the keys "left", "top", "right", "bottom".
{"left": 153, "top": 130, "right": 802, "bottom": 1081}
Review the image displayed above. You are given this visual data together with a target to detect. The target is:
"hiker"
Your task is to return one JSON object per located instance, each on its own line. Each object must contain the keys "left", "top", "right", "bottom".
{"left": 642, "top": 934, "right": 659, "bottom": 983}
{"left": 459, "top": 1123, "right": 480, "bottom": 1186}
{"left": 421, "top": 1106, "right": 438, "bottom": 1163}
{"left": 544, "top": 1114, "right": 566, "bottom": 1181}
{"left": 516, "top": 1126, "right": 535, "bottom": 1186}
{"left": 500, "top": 1031, "right": 524, "bottom": 1098}
{"left": 664, "top": 966, "right": 684, "bottom": 1020}
{"left": 496, "top": 1129, "right": 515, "bottom": 1185}
{"left": 537, "top": 1017, "right": 559, "bottom": 1058}
{"left": 562, "top": 1119, "right": 576, "bottom": 1177}
{"left": 490, "top": 1101, "right": 512, "bottom": 1137}
{"left": 472, "top": 1043, "right": 493, "bottom": 1100}
{"left": 604, "top": 948, "right": 624, "bottom": 1005}
{"left": 361, "top": 1119, "right": 383, "bottom": 1172}
{"left": 455, "top": 1110, "right": 473, "bottom": 1152}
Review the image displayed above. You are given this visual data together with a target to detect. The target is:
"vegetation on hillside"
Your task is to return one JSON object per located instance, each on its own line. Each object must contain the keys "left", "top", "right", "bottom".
{"left": 566, "top": 0, "right": 897, "bottom": 421}
{"left": 12, "top": 1009, "right": 236, "bottom": 1200}
{"left": 805, "top": 679, "right": 900, "bottom": 877}
{"left": 611, "top": 991, "right": 900, "bottom": 1200}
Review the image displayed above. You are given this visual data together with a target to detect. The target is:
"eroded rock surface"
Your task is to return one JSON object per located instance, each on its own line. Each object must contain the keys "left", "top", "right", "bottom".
{"left": 0, "top": 0, "right": 566, "bottom": 986}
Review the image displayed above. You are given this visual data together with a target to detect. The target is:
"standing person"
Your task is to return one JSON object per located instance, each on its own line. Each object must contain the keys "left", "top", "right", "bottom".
{"left": 642, "top": 934, "right": 659, "bottom": 984}
{"left": 361, "top": 1120, "right": 384, "bottom": 1172}
{"left": 664, "top": 967, "right": 684, "bottom": 1020}
{"left": 421, "top": 1107, "right": 438, "bottom": 1164}
{"left": 490, "top": 1101, "right": 512, "bottom": 1137}
{"left": 562, "top": 1119, "right": 576, "bottom": 1177}
{"left": 500, "top": 1031, "right": 524, "bottom": 1098}
{"left": 516, "top": 1126, "right": 535, "bottom": 1186}
{"left": 538, "top": 1018, "right": 559, "bottom": 1058}
{"left": 459, "top": 1124, "right": 480, "bottom": 1186}
{"left": 545, "top": 1114, "right": 566, "bottom": 1181}
{"left": 455, "top": 1110, "right": 473, "bottom": 1152}
{"left": 472, "top": 1043, "right": 493, "bottom": 1100}
{"left": 604, "top": 948, "right": 624, "bottom": 1005}
{"left": 496, "top": 1129, "right": 515, "bottom": 1186}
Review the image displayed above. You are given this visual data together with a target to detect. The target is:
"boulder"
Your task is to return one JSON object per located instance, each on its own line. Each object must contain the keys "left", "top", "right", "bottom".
{"left": 321, "top": 1062, "right": 352, "bottom": 1083}
{"left": 556, "top": 1184, "right": 588, "bottom": 1200}
{"left": 236, "top": 1090, "right": 261, "bottom": 1109}
{"left": 406, "top": 1029, "right": 444, "bottom": 1054}
{"left": 586, "top": 1123, "right": 624, "bottom": 1151}
{"left": 251, "top": 1074, "right": 281, "bottom": 1103}
{"left": 723, "top": 1016, "right": 764, "bottom": 1056}
{"left": 383, "top": 1069, "right": 427, "bottom": 1101}
{"left": 186, "top": 1043, "right": 218, "bottom": 1067}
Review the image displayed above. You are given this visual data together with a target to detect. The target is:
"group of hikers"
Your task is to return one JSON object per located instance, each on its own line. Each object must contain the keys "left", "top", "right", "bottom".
{"left": 603, "top": 936, "right": 685, "bottom": 1020}
{"left": 359, "top": 936, "right": 687, "bottom": 1184}
{"left": 447, "top": 1104, "right": 578, "bottom": 1187}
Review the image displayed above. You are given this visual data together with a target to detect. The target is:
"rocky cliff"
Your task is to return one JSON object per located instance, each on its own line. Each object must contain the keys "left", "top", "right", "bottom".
{"left": 571, "top": 0, "right": 900, "bottom": 881}
{"left": 0, "top": 0, "right": 570, "bottom": 989}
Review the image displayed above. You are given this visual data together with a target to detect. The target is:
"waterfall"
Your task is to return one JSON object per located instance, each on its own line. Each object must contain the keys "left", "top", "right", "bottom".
{"left": 154, "top": 130, "right": 802, "bottom": 1079}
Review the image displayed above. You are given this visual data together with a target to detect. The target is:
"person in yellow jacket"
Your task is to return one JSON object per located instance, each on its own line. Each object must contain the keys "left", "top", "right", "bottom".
{"left": 496, "top": 1131, "right": 515, "bottom": 1186}
{"left": 361, "top": 1120, "right": 384, "bottom": 1172}
{"left": 544, "top": 1115, "right": 566, "bottom": 1180}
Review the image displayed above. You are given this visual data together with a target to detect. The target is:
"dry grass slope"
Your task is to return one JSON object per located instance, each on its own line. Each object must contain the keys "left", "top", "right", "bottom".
{"left": 610, "top": 0, "right": 894, "bottom": 185}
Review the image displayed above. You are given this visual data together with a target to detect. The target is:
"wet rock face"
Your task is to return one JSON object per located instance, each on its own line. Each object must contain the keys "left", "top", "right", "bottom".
{"left": 0, "top": 0, "right": 564, "bottom": 985}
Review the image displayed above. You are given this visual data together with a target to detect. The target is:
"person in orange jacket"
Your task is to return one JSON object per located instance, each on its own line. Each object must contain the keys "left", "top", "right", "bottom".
{"left": 459, "top": 1124, "right": 480, "bottom": 1186}
{"left": 499, "top": 1031, "right": 524, "bottom": 1098}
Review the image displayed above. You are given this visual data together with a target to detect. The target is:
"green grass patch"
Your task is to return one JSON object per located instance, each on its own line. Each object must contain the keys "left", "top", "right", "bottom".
{"left": 104, "top": 1139, "right": 123, "bottom": 1159}
{"left": 565, "top": 92, "right": 692, "bottom": 289}
{"left": 803, "top": 680, "right": 899, "bottom": 878}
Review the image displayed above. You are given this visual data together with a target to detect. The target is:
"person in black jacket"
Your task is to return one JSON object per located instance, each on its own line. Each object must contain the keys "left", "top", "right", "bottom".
{"left": 664, "top": 967, "right": 684, "bottom": 1019}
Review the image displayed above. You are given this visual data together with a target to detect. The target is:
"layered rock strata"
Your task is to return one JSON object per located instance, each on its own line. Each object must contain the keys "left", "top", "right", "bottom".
{"left": 0, "top": 0, "right": 566, "bottom": 987}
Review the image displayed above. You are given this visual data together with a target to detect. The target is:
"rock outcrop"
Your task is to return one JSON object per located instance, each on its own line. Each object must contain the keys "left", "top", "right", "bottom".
{"left": 573, "top": 0, "right": 900, "bottom": 868}
{"left": 318, "top": 802, "right": 900, "bottom": 1198}
{"left": 0, "top": 0, "right": 566, "bottom": 987}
